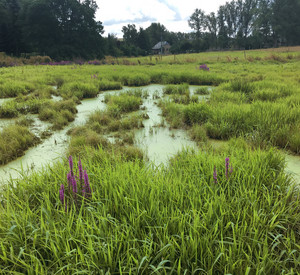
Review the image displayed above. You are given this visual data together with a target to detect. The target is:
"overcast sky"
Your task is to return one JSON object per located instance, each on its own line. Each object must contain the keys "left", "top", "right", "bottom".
{"left": 95, "top": 0, "right": 229, "bottom": 37}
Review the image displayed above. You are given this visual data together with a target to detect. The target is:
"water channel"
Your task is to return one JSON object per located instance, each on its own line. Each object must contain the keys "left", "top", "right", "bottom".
{"left": 0, "top": 85, "right": 299, "bottom": 187}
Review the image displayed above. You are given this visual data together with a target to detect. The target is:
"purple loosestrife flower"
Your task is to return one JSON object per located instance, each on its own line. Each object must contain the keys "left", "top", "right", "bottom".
{"left": 83, "top": 170, "right": 91, "bottom": 198}
{"left": 69, "top": 156, "right": 74, "bottom": 176}
{"left": 72, "top": 175, "right": 78, "bottom": 195}
{"left": 78, "top": 157, "right": 83, "bottom": 190}
{"left": 225, "top": 157, "right": 230, "bottom": 179}
{"left": 67, "top": 171, "right": 72, "bottom": 193}
{"left": 71, "top": 175, "right": 78, "bottom": 205}
{"left": 59, "top": 184, "right": 65, "bottom": 205}
{"left": 213, "top": 166, "right": 218, "bottom": 184}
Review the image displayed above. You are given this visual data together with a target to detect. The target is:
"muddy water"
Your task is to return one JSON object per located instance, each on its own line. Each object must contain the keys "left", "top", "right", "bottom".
{"left": 0, "top": 87, "right": 132, "bottom": 183}
{"left": 0, "top": 85, "right": 299, "bottom": 186}
{"left": 284, "top": 154, "right": 300, "bottom": 186}
{"left": 0, "top": 94, "right": 118, "bottom": 176}
{"left": 135, "top": 85, "right": 198, "bottom": 166}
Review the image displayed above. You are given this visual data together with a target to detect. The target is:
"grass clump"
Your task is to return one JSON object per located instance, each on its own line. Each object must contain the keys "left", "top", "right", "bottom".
{"left": 194, "top": 86, "right": 210, "bottom": 95}
{"left": 0, "top": 98, "right": 48, "bottom": 118}
{"left": 38, "top": 99, "right": 77, "bottom": 130}
{"left": 189, "top": 124, "right": 208, "bottom": 143}
{"left": 104, "top": 93, "right": 143, "bottom": 113}
{"left": 60, "top": 82, "right": 98, "bottom": 99}
{"left": 0, "top": 81, "right": 36, "bottom": 98}
{"left": 0, "top": 124, "right": 39, "bottom": 164}
{"left": 98, "top": 80, "right": 122, "bottom": 91}
{"left": 0, "top": 146, "right": 298, "bottom": 273}
{"left": 163, "top": 83, "right": 189, "bottom": 95}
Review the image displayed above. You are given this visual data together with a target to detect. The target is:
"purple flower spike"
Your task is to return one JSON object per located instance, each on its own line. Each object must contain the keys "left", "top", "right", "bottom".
{"left": 78, "top": 158, "right": 83, "bottom": 195}
{"left": 225, "top": 157, "right": 230, "bottom": 179}
{"left": 67, "top": 171, "right": 72, "bottom": 191}
{"left": 72, "top": 175, "right": 77, "bottom": 194}
{"left": 69, "top": 156, "right": 74, "bottom": 176}
{"left": 213, "top": 166, "right": 218, "bottom": 184}
{"left": 78, "top": 157, "right": 83, "bottom": 191}
{"left": 59, "top": 184, "right": 65, "bottom": 205}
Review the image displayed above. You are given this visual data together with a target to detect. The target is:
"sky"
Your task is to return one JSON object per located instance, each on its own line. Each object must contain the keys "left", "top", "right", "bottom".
{"left": 95, "top": 0, "right": 229, "bottom": 37}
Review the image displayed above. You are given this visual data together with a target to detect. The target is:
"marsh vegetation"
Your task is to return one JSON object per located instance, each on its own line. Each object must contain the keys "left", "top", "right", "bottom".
{"left": 0, "top": 48, "right": 299, "bottom": 273}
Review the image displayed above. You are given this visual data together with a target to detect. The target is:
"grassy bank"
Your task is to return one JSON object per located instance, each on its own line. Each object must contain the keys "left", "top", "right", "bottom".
{"left": 159, "top": 79, "right": 300, "bottom": 154}
{"left": 0, "top": 142, "right": 299, "bottom": 273}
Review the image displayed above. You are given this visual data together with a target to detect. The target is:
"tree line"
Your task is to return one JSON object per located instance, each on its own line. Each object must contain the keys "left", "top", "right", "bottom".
{"left": 0, "top": 0, "right": 299, "bottom": 60}
{"left": 0, "top": 0, "right": 104, "bottom": 59}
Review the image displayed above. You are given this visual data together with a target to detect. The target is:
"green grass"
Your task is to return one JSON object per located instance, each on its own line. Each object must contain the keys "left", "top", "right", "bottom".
{"left": 0, "top": 81, "right": 36, "bottom": 98}
{"left": 68, "top": 92, "right": 145, "bottom": 157}
{"left": 60, "top": 82, "right": 99, "bottom": 99}
{"left": 163, "top": 84, "right": 189, "bottom": 95}
{"left": 38, "top": 99, "right": 77, "bottom": 130}
{"left": 104, "top": 93, "right": 143, "bottom": 114}
{"left": 160, "top": 80, "right": 300, "bottom": 153}
{"left": 0, "top": 124, "right": 39, "bottom": 164}
{"left": 0, "top": 145, "right": 299, "bottom": 273}
{"left": 0, "top": 47, "right": 299, "bottom": 273}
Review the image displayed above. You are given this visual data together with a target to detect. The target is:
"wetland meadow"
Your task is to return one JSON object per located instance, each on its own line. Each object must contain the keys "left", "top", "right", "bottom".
{"left": 0, "top": 48, "right": 300, "bottom": 273}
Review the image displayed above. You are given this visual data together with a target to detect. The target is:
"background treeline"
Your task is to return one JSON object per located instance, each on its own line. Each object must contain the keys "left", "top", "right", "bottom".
{"left": 0, "top": 0, "right": 299, "bottom": 60}
{"left": 0, "top": 0, "right": 104, "bottom": 60}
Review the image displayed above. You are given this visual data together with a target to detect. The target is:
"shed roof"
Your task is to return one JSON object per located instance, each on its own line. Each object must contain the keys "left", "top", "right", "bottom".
{"left": 152, "top": 41, "right": 169, "bottom": 50}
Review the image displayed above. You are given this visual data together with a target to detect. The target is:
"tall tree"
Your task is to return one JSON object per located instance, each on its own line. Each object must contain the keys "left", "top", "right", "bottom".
{"left": 271, "top": 0, "right": 300, "bottom": 46}
{"left": 0, "top": 0, "right": 22, "bottom": 54}
{"left": 145, "top": 23, "right": 167, "bottom": 47}
{"left": 217, "top": 5, "right": 229, "bottom": 49}
{"left": 20, "top": 0, "right": 104, "bottom": 59}
{"left": 188, "top": 8, "right": 205, "bottom": 51}
{"left": 122, "top": 24, "right": 138, "bottom": 45}
{"left": 205, "top": 12, "right": 218, "bottom": 49}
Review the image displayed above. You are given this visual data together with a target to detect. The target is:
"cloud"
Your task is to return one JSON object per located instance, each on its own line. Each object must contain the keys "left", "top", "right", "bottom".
{"left": 157, "top": 0, "right": 182, "bottom": 21}
{"left": 104, "top": 16, "right": 157, "bottom": 27}
{"left": 95, "top": 0, "right": 228, "bottom": 37}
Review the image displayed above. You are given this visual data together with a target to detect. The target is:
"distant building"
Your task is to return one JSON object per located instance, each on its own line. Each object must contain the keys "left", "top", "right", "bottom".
{"left": 152, "top": 41, "right": 170, "bottom": 55}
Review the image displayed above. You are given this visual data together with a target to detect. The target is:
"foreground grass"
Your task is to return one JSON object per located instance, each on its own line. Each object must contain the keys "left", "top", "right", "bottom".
{"left": 0, "top": 143, "right": 299, "bottom": 273}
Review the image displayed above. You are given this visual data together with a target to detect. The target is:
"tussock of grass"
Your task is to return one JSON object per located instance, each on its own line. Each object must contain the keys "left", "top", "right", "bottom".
{"left": 161, "top": 88, "right": 300, "bottom": 152}
{"left": 163, "top": 84, "right": 189, "bottom": 95}
{"left": 104, "top": 93, "right": 143, "bottom": 113}
{"left": 60, "top": 82, "right": 99, "bottom": 99}
{"left": 0, "top": 81, "right": 36, "bottom": 98}
{"left": 0, "top": 146, "right": 298, "bottom": 273}
{"left": 38, "top": 99, "right": 77, "bottom": 130}
{"left": 194, "top": 86, "right": 210, "bottom": 95}
{"left": 0, "top": 98, "right": 48, "bottom": 118}
{"left": 0, "top": 124, "right": 39, "bottom": 164}
{"left": 98, "top": 80, "right": 122, "bottom": 91}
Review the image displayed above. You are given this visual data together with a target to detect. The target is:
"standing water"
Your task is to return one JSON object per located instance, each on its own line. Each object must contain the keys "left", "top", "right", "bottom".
{"left": 0, "top": 85, "right": 299, "bottom": 187}
{"left": 135, "top": 85, "right": 198, "bottom": 166}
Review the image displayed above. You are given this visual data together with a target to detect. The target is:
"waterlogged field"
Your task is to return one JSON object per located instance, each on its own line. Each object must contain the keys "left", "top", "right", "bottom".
{"left": 0, "top": 48, "right": 299, "bottom": 273}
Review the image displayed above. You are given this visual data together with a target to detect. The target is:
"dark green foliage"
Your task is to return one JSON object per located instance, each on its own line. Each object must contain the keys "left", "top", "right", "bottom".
{"left": 0, "top": 0, "right": 104, "bottom": 59}
{"left": 1, "top": 0, "right": 300, "bottom": 58}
